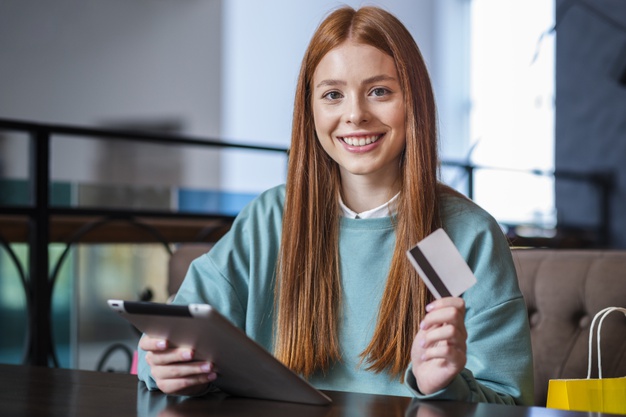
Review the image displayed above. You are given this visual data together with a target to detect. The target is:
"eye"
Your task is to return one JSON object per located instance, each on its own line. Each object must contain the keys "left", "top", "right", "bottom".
{"left": 370, "top": 87, "right": 390, "bottom": 97}
{"left": 322, "top": 90, "right": 343, "bottom": 101}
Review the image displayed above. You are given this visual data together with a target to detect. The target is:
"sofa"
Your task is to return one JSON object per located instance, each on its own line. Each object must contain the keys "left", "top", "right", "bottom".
{"left": 511, "top": 249, "right": 626, "bottom": 406}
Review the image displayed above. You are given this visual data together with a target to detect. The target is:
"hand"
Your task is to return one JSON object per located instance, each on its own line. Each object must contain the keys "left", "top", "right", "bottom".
{"left": 139, "top": 334, "right": 218, "bottom": 395}
{"left": 411, "top": 297, "right": 467, "bottom": 395}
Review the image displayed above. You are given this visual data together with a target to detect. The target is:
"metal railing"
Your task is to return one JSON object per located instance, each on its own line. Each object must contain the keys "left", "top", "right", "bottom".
{"left": 0, "top": 118, "right": 287, "bottom": 367}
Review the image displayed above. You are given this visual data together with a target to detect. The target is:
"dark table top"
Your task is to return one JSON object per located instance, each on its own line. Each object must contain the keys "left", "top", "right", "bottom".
{"left": 0, "top": 364, "right": 620, "bottom": 417}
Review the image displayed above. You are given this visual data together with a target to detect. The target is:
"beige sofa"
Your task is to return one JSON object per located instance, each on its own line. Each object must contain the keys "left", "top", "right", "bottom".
{"left": 512, "top": 249, "right": 626, "bottom": 406}
{"left": 168, "top": 245, "right": 626, "bottom": 406}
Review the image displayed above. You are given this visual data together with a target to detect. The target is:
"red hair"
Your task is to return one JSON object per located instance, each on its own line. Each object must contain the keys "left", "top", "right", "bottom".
{"left": 275, "top": 6, "right": 440, "bottom": 379}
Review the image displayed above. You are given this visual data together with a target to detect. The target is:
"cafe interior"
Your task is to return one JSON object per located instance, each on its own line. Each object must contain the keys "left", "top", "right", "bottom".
{"left": 0, "top": 0, "right": 625, "bottom": 415}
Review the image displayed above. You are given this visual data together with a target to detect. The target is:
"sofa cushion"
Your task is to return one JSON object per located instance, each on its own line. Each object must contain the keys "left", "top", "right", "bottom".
{"left": 512, "top": 249, "right": 626, "bottom": 406}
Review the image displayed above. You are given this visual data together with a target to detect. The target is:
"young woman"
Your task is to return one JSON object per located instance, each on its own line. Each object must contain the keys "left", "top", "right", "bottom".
{"left": 138, "top": 6, "right": 534, "bottom": 404}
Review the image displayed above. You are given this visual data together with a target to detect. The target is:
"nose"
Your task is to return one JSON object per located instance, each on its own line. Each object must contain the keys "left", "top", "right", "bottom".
{"left": 346, "top": 96, "right": 369, "bottom": 125}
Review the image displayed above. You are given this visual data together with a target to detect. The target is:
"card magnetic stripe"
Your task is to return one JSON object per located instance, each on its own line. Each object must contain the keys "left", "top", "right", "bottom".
{"left": 408, "top": 246, "right": 452, "bottom": 298}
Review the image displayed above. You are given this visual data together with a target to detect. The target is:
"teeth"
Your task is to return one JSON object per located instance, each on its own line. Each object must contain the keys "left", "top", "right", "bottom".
{"left": 341, "top": 135, "right": 381, "bottom": 147}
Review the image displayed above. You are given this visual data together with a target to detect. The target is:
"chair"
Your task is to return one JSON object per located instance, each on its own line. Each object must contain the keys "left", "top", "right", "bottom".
{"left": 511, "top": 249, "right": 626, "bottom": 406}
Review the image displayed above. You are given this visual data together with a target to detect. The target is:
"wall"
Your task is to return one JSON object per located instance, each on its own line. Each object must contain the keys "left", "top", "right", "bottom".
{"left": 555, "top": 0, "right": 626, "bottom": 247}
{"left": 0, "top": 0, "right": 223, "bottom": 190}
{"left": 0, "top": 0, "right": 469, "bottom": 195}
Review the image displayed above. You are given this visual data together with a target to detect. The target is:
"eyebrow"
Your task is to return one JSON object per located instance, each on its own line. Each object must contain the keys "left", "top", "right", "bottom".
{"left": 315, "top": 74, "right": 397, "bottom": 89}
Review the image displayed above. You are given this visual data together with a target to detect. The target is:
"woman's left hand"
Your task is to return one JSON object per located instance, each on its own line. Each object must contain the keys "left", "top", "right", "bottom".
{"left": 411, "top": 297, "right": 467, "bottom": 395}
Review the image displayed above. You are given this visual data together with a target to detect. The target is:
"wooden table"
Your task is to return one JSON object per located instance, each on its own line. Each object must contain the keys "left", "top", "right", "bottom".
{"left": 0, "top": 364, "right": 620, "bottom": 417}
{"left": 0, "top": 213, "right": 233, "bottom": 244}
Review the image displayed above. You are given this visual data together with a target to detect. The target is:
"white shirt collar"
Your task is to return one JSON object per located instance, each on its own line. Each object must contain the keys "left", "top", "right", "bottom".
{"left": 338, "top": 192, "right": 400, "bottom": 219}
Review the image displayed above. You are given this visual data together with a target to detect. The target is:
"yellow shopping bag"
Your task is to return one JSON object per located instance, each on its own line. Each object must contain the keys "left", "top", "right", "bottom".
{"left": 547, "top": 377, "right": 626, "bottom": 414}
{"left": 546, "top": 307, "right": 626, "bottom": 414}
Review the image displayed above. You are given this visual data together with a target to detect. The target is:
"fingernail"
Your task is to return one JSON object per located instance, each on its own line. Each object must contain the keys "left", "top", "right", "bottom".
{"left": 419, "top": 339, "right": 426, "bottom": 348}
{"left": 425, "top": 303, "right": 434, "bottom": 312}
{"left": 201, "top": 363, "right": 211, "bottom": 373}
{"left": 156, "top": 341, "right": 166, "bottom": 349}
{"left": 182, "top": 350, "right": 193, "bottom": 360}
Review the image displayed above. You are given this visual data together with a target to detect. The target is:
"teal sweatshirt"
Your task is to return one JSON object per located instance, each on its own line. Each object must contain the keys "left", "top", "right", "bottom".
{"left": 138, "top": 184, "right": 534, "bottom": 404}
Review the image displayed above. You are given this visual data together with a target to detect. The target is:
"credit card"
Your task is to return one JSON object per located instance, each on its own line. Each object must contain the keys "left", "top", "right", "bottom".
{"left": 406, "top": 228, "right": 477, "bottom": 299}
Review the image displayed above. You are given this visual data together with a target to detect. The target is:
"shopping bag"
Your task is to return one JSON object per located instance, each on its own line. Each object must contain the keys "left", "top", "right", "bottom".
{"left": 546, "top": 307, "right": 626, "bottom": 414}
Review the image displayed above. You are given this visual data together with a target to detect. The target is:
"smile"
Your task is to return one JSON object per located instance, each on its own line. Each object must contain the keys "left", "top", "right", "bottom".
{"left": 338, "top": 135, "right": 383, "bottom": 147}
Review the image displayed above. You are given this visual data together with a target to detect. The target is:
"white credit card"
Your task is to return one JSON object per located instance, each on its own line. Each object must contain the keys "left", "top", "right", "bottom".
{"left": 406, "top": 228, "right": 477, "bottom": 299}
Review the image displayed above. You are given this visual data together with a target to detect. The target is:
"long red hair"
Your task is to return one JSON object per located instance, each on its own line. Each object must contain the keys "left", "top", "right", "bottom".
{"left": 275, "top": 5, "right": 441, "bottom": 379}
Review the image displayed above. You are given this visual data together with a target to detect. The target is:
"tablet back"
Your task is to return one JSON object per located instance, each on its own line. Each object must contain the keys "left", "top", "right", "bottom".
{"left": 108, "top": 300, "right": 331, "bottom": 405}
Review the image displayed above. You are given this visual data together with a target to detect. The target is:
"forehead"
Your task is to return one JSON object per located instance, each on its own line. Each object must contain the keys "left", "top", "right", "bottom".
{"left": 313, "top": 41, "right": 398, "bottom": 84}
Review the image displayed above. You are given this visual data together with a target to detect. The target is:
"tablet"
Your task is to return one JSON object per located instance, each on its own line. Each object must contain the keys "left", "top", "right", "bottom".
{"left": 108, "top": 300, "right": 331, "bottom": 405}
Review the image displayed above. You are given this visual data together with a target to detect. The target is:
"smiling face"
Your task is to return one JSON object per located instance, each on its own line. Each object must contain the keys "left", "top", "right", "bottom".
{"left": 312, "top": 40, "right": 406, "bottom": 190}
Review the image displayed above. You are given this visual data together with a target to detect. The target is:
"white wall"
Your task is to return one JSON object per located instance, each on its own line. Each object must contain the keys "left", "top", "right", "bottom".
{"left": 0, "top": 0, "right": 223, "bottom": 189}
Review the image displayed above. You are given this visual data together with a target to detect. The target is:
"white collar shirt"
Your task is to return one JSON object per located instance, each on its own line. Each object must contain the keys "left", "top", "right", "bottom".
{"left": 338, "top": 192, "right": 400, "bottom": 219}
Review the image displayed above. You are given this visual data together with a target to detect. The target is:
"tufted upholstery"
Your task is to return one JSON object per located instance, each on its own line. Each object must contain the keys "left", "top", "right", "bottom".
{"left": 511, "top": 249, "right": 626, "bottom": 406}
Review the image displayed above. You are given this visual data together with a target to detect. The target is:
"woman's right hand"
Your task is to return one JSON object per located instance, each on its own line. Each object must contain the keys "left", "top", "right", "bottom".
{"left": 139, "top": 334, "right": 218, "bottom": 396}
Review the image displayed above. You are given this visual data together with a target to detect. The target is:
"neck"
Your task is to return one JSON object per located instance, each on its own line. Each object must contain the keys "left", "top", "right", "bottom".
{"left": 340, "top": 173, "right": 400, "bottom": 213}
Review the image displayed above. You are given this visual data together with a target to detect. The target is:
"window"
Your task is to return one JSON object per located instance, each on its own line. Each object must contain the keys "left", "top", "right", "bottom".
{"left": 469, "top": 0, "right": 555, "bottom": 228}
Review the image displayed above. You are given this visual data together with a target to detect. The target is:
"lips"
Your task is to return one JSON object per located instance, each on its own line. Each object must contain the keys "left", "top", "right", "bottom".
{"left": 338, "top": 134, "right": 383, "bottom": 147}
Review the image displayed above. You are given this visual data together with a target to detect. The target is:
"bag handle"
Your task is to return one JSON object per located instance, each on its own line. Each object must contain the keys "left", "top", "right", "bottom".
{"left": 586, "top": 306, "right": 626, "bottom": 379}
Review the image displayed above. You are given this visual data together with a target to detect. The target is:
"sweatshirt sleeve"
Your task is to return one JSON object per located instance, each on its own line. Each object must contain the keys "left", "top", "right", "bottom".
{"left": 136, "top": 186, "right": 285, "bottom": 391}
{"left": 136, "top": 250, "right": 248, "bottom": 390}
{"left": 405, "top": 197, "right": 534, "bottom": 405}
{"left": 404, "top": 298, "right": 534, "bottom": 404}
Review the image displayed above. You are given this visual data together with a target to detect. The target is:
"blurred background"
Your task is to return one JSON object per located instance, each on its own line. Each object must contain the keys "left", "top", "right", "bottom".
{"left": 1, "top": 0, "right": 625, "bottom": 372}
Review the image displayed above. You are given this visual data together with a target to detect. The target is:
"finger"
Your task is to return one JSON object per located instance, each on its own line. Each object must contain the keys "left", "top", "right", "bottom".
{"left": 146, "top": 348, "right": 195, "bottom": 366}
{"left": 421, "top": 343, "right": 466, "bottom": 366}
{"left": 139, "top": 335, "right": 168, "bottom": 351}
{"left": 425, "top": 296, "right": 465, "bottom": 313}
{"left": 420, "top": 308, "right": 465, "bottom": 332}
{"left": 421, "top": 324, "right": 466, "bottom": 350}
{"left": 156, "top": 372, "right": 217, "bottom": 395}
{"left": 151, "top": 361, "right": 217, "bottom": 381}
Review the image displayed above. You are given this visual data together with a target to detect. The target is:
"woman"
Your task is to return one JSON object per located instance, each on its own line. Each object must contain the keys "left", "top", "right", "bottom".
{"left": 138, "top": 6, "right": 534, "bottom": 404}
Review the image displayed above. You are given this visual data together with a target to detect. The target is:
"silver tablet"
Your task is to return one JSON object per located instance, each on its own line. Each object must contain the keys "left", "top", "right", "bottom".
{"left": 108, "top": 300, "right": 331, "bottom": 405}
